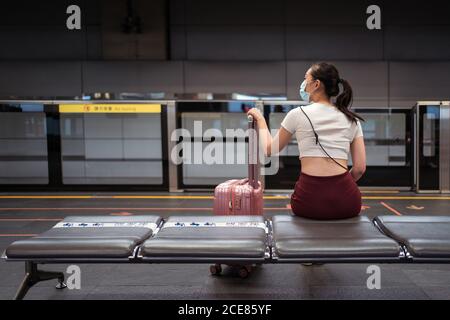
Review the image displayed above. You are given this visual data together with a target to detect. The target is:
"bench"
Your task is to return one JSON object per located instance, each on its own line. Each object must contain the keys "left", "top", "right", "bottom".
{"left": 3, "top": 214, "right": 450, "bottom": 299}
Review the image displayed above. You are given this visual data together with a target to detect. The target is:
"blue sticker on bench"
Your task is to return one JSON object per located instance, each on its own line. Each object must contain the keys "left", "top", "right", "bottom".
{"left": 164, "top": 221, "right": 268, "bottom": 232}
{"left": 53, "top": 221, "right": 159, "bottom": 231}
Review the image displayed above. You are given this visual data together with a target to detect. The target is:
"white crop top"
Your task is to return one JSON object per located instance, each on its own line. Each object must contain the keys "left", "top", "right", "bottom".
{"left": 280, "top": 103, "right": 364, "bottom": 160}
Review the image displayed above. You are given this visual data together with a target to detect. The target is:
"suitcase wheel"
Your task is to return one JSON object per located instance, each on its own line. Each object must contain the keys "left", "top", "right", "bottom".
{"left": 238, "top": 266, "right": 250, "bottom": 279}
{"left": 209, "top": 264, "right": 222, "bottom": 276}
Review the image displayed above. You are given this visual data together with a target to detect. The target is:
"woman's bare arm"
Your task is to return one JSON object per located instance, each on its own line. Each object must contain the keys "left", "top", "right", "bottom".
{"left": 247, "top": 108, "right": 293, "bottom": 157}
{"left": 349, "top": 136, "right": 366, "bottom": 181}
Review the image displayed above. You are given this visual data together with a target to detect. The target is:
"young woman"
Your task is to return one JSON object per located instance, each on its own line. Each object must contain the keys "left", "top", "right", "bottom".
{"left": 247, "top": 62, "right": 366, "bottom": 220}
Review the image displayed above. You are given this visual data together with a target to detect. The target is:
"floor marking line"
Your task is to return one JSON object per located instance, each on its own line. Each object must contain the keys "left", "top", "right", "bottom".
{"left": 360, "top": 190, "right": 399, "bottom": 194}
{"left": 0, "top": 207, "right": 214, "bottom": 211}
{"left": 0, "top": 196, "right": 95, "bottom": 199}
{"left": 380, "top": 202, "right": 403, "bottom": 216}
{"left": 1, "top": 195, "right": 450, "bottom": 200}
{"left": 362, "top": 196, "right": 450, "bottom": 200}
{"left": 0, "top": 207, "right": 292, "bottom": 213}
{"left": 0, "top": 234, "right": 37, "bottom": 237}
{"left": 0, "top": 190, "right": 401, "bottom": 198}
{"left": 0, "top": 195, "right": 289, "bottom": 200}
{"left": 0, "top": 218, "right": 61, "bottom": 221}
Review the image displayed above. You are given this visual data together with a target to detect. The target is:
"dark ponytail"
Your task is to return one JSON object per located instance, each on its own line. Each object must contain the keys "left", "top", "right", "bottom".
{"left": 309, "top": 62, "right": 364, "bottom": 124}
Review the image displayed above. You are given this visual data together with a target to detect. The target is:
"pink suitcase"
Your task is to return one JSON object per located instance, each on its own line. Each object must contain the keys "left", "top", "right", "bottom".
{"left": 213, "top": 115, "right": 264, "bottom": 215}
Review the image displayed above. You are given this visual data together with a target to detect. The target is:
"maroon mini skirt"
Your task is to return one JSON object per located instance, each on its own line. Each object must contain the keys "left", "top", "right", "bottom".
{"left": 290, "top": 171, "right": 362, "bottom": 220}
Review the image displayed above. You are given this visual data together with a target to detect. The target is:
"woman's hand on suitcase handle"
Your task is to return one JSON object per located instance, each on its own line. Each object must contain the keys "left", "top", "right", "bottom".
{"left": 247, "top": 108, "right": 264, "bottom": 123}
{"left": 246, "top": 107, "right": 292, "bottom": 157}
{"left": 247, "top": 108, "right": 272, "bottom": 157}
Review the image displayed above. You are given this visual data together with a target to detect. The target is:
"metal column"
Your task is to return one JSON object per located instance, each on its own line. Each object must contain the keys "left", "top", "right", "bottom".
{"left": 166, "top": 101, "right": 182, "bottom": 192}
{"left": 440, "top": 101, "right": 450, "bottom": 193}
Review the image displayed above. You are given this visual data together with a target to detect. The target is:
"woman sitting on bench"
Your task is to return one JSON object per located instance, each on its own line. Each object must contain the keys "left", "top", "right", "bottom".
{"left": 247, "top": 62, "right": 366, "bottom": 220}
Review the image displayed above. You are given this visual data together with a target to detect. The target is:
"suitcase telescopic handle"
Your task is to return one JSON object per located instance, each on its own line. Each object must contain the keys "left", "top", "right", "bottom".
{"left": 247, "top": 113, "right": 258, "bottom": 188}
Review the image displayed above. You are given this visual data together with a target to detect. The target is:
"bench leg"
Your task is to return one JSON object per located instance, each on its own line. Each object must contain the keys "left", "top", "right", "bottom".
{"left": 210, "top": 264, "right": 257, "bottom": 279}
{"left": 14, "top": 262, "right": 67, "bottom": 300}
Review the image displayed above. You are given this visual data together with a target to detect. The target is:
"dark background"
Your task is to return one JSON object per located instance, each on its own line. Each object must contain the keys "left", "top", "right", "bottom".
{"left": 0, "top": 0, "right": 449, "bottom": 106}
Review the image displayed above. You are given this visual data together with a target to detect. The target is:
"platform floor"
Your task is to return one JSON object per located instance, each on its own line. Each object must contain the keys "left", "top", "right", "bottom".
{"left": 1, "top": 190, "right": 450, "bottom": 300}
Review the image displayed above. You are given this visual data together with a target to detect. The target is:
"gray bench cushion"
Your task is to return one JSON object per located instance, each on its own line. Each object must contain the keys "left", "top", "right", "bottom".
{"left": 141, "top": 215, "right": 267, "bottom": 258}
{"left": 374, "top": 216, "right": 450, "bottom": 259}
{"left": 272, "top": 215, "right": 401, "bottom": 259}
{"left": 5, "top": 216, "right": 162, "bottom": 259}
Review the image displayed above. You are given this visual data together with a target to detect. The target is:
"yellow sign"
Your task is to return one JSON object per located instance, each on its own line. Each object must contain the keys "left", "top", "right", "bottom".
{"left": 59, "top": 104, "right": 161, "bottom": 113}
